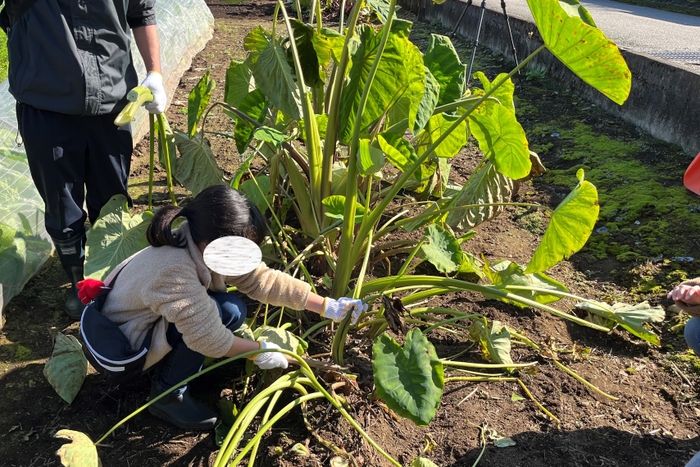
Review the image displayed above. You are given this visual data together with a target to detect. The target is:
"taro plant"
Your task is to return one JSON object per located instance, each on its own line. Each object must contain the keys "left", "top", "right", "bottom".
{"left": 53, "top": 0, "right": 669, "bottom": 465}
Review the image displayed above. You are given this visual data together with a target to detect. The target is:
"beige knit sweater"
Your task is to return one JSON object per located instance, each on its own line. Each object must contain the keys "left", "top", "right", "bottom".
{"left": 101, "top": 222, "right": 311, "bottom": 370}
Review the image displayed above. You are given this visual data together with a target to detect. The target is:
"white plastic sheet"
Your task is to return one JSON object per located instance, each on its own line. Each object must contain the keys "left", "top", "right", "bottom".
{"left": 0, "top": 0, "right": 214, "bottom": 315}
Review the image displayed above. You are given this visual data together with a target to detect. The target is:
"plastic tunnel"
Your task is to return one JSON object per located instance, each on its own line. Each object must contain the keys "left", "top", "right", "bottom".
{"left": 0, "top": 0, "right": 214, "bottom": 320}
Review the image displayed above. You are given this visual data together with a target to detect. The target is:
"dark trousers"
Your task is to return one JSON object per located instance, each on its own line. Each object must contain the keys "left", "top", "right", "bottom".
{"left": 16, "top": 103, "right": 133, "bottom": 242}
{"left": 155, "top": 293, "right": 248, "bottom": 392}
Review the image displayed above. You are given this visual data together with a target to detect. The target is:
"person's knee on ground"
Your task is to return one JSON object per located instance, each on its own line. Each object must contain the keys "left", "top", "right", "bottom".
{"left": 53, "top": 234, "right": 86, "bottom": 320}
{"left": 211, "top": 292, "right": 248, "bottom": 331}
{"left": 684, "top": 317, "right": 700, "bottom": 355}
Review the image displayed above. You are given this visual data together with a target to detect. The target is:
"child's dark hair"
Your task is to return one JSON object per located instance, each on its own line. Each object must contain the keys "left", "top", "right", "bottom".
{"left": 146, "top": 185, "right": 266, "bottom": 248}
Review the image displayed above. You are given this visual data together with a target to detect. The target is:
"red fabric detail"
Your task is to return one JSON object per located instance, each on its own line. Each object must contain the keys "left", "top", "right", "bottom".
{"left": 76, "top": 278, "right": 106, "bottom": 305}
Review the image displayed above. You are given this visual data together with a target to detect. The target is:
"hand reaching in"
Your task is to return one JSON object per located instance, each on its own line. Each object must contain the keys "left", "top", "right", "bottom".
{"left": 322, "top": 297, "right": 368, "bottom": 324}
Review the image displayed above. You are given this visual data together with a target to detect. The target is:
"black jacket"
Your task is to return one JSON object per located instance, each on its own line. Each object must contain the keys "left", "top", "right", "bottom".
{"left": 1, "top": 0, "right": 156, "bottom": 115}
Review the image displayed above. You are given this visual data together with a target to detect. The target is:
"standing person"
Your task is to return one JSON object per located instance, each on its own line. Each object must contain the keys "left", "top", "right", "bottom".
{"left": 78, "top": 185, "right": 367, "bottom": 430}
{"left": 0, "top": 0, "right": 167, "bottom": 319}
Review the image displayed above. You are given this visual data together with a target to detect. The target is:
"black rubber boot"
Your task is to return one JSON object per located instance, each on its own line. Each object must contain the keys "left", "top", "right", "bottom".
{"left": 147, "top": 382, "right": 218, "bottom": 431}
{"left": 53, "top": 235, "right": 86, "bottom": 320}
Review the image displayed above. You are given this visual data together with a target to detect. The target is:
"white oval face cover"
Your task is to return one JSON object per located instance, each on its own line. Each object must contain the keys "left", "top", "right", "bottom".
{"left": 202, "top": 236, "right": 262, "bottom": 277}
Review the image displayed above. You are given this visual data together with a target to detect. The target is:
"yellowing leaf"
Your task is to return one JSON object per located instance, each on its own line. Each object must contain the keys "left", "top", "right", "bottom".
{"left": 55, "top": 430, "right": 100, "bottom": 467}
{"left": 43, "top": 333, "right": 88, "bottom": 404}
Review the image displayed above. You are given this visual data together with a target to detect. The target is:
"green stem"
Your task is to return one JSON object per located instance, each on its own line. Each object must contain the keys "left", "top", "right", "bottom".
{"left": 441, "top": 360, "right": 536, "bottom": 369}
{"left": 348, "top": 45, "right": 547, "bottom": 270}
{"left": 156, "top": 113, "right": 177, "bottom": 205}
{"left": 148, "top": 113, "right": 155, "bottom": 211}
{"left": 552, "top": 359, "right": 619, "bottom": 401}
{"left": 333, "top": 0, "right": 398, "bottom": 299}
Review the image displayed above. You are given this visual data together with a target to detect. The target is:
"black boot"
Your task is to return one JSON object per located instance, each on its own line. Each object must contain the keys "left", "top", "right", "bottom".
{"left": 53, "top": 235, "right": 86, "bottom": 320}
{"left": 148, "top": 382, "right": 218, "bottom": 431}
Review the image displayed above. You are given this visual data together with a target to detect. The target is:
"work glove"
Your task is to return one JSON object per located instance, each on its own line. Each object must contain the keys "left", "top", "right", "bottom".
{"left": 321, "top": 297, "right": 367, "bottom": 324}
{"left": 76, "top": 278, "right": 108, "bottom": 305}
{"left": 140, "top": 71, "right": 167, "bottom": 114}
{"left": 251, "top": 341, "right": 289, "bottom": 370}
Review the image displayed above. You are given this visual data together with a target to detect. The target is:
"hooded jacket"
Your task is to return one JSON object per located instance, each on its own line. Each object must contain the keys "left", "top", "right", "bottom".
{"left": 101, "top": 222, "right": 312, "bottom": 370}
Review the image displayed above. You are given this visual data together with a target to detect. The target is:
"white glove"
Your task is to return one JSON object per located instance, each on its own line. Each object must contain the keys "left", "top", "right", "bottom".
{"left": 140, "top": 71, "right": 167, "bottom": 114}
{"left": 322, "top": 297, "right": 367, "bottom": 324}
{"left": 252, "top": 341, "right": 289, "bottom": 370}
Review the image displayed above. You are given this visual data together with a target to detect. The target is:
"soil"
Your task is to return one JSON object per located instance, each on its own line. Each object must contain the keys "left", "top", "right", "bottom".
{"left": 1, "top": 1, "right": 699, "bottom": 467}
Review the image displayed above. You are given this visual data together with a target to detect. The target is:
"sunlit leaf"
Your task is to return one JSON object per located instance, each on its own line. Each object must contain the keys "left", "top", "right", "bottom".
{"left": 414, "top": 67, "right": 440, "bottom": 133}
{"left": 483, "top": 259, "right": 568, "bottom": 305}
{"left": 245, "top": 26, "right": 302, "bottom": 120}
{"left": 468, "top": 318, "right": 514, "bottom": 370}
{"left": 322, "top": 195, "right": 366, "bottom": 223}
{"left": 473, "top": 71, "right": 514, "bottom": 110}
{"left": 559, "top": 0, "right": 596, "bottom": 26}
{"left": 421, "top": 224, "right": 465, "bottom": 273}
{"left": 575, "top": 300, "right": 665, "bottom": 345}
{"left": 423, "top": 35, "right": 466, "bottom": 106}
{"left": 84, "top": 195, "right": 152, "bottom": 281}
{"left": 173, "top": 131, "right": 224, "bottom": 196}
{"left": 527, "top": 0, "right": 630, "bottom": 104}
{"left": 415, "top": 112, "right": 467, "bottom": 159}
{"left": 525, "top": 169, "right": 599, "bottom": 273}
{"left": 254, "top": 126, "right": 293, "bottom": 147}
{"left": 255, "top": 325, "right": 308, "bottom": 355}
{"left": 55, "top": 429, "right": 99, "bottom": 467}
{"left": 224, "top": 60, "right": 254, "bottom": 109}
{"left": 444, "top": 161, "right": 513, "bottom": 231}
{"left": 43, "top": 333, "right": 87, "bottom": 404}
{"left": 412, "top": 458, "right": 441, "bottom": 467}
{"left": 188, "top": 70, "right": 215, "bottom": 138}
{"left": 357, "top": 139, "right": 385, "bottom": 176}
{"left": 339, "top": 25, "right": 411, "bottom": 142}
{"left": 469, "top": 100, "right": 530, "bottom": 180}
{"left": 373, "top": 329, "right": 444, "bottom": 426}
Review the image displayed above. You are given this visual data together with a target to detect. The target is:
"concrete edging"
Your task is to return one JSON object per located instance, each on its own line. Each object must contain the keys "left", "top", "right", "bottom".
{"left": 400, "top": 0, "right": 700, "bottom": 156}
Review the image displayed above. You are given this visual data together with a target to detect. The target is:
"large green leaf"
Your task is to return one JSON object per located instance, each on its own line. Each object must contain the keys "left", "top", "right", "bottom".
{"left": 527, "top": 0, "right": 631, "bottom": 105}
{"left": 423, "top": 35, "right": 466, "bottom": 106}
{"left": 473, "top": 71, "right": 514, "bottom": 110}
{"left": 414, "top": 67, "right": 440, "bottom": 133}
{"left": 468, "top": 318, "right": 514, "bottom": 370}
{"left": 224, "top": 60, "right": 254, "bottom": 108}
{"left": 575, "top": 300, "right": 664, "bottom": 345}
{"left": 469, "top": 100, "right": 531, "bottom": 180}
{"left": 377, "top": 132, "right": 434, "bottom": 192}
{"left": 339, "top": 25, "right": 410, "bottom": 142}
{"left": 415, "top": 112, "right": 467, "bottom": 159}
{"left": 245, "top": 26, "right": 302, "bottom": 120}
{"left": 226, "top": 89, "right": 268, "bottom": 154}
{"left": 483, "top": 259, "right": 567, "bottom": 305}
{"left": 290, "top": 20, "right": 324, "bottom": 87}
{"left": 173, "top": 131, "right": 225, "bottom": 196}
{"left": 322, "top": 195, "right": 366, "bottom": 223}
{"left": 84, "top": 195, "right": 152, "bottom": 281}
{"left": 357, "top": 138, "right": 385, "bottom": 176}
{"left": 444, "top": 161, "right": 513, "bottom": 231}
{"left": 255, "top": 325, "right": 308, "bottom": 355}
{"left": 373, "top": 329, "right": 444, "bottom": 426}
{"left": 55, "top": 430, "right": 99, "bottom": 467}
{"left": 188, "top": 70, "right": 215, "bottom": 138}
{"left": 43, "top": 333, "right": 87, "bottom": 404}
{"left": 239, "top": 175, "right": 272, "bottom": 214}
{"left": 420, "top": 224, "right": 477, "bottom": 274}
{"left": 525, "top": 169, "right": 599, "bottom": 273}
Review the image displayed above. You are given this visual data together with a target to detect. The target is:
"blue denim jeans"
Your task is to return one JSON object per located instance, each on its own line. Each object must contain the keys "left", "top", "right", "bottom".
{"left": 155, "top": 292, "right": 247, "bottom": 393}
{"left": 685, "top": 317, "right": 700, "bottom": 356}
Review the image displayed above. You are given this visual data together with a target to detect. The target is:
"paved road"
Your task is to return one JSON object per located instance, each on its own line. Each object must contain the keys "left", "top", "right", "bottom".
{"left": 477, "top": 0, "right": 700, "bottom": 70}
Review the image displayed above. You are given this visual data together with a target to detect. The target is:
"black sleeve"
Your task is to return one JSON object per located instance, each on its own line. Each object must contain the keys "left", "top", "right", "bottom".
{"left": 127, "top": 0, "right": 156, "bottom": 29}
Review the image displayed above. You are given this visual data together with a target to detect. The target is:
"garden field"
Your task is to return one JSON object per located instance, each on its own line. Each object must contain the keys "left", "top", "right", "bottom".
{"left": 1, "top": 1, "right": 699, "bottom": 466}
